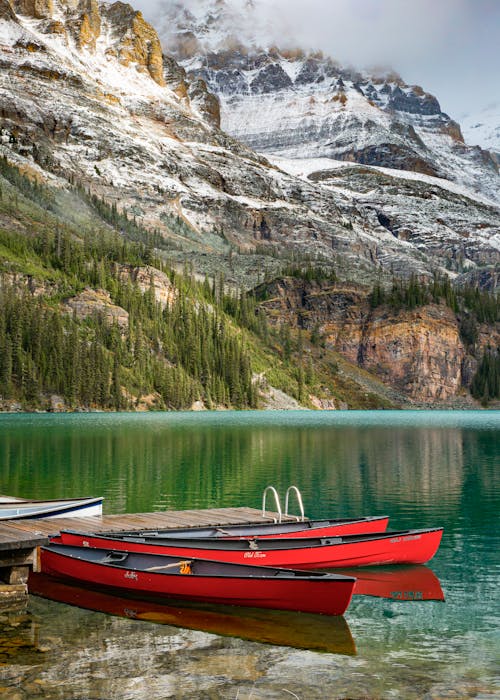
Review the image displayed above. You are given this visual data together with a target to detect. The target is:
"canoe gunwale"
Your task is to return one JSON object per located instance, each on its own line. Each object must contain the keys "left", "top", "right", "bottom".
{"left": 61, "top": 527, "right": 444, "bottom": 552}
{"left": 41, "top": 544, "right": 357, "bottom": 582}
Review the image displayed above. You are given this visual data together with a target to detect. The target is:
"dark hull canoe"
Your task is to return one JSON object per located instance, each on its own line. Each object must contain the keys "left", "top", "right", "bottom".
{"left": 59, "top": 528, "right": 443, "bottom": 568}
{"left": 0, "top": 496, "right": 103, "bottom": 520}
{"left": 28, "top": 572, "right": 356, "bottom": 654}
{"left": 104, "top": 515, "right": 390, "bottom": 540}
{"left": 40, "top": 544, "right": 356, "bottom": 616}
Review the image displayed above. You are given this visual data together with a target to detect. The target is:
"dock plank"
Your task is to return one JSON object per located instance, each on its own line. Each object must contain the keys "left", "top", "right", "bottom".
{"left": 0, "top": 508, "right": 297, "bottom": 549}
{"left": 0, "top": 523, "right": 49, "bottom": 550}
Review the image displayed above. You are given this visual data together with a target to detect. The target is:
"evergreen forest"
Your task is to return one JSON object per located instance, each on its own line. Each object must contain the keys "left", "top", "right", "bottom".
{"left": 0, "top": 155, "right": 499, "bottom": 411}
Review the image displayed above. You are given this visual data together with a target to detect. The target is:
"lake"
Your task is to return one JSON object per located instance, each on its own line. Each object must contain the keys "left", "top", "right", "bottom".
{"left": 0, "top": 411, "right": 499, "bottom": 699}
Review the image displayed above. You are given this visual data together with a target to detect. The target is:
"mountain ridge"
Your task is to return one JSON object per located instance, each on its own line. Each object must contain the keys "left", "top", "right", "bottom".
{"left": 0, "top": 0, "right": 499, "bottom": 410}
{"left": 154, "top": 0, "right": 499, "bottom": 205}
{"left": 0, "top": 0, "right": 498, "bottom": 289}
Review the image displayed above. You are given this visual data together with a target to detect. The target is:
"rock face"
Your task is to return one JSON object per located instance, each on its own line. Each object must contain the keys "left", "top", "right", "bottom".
{"left": 300, "top": 162, "right": 500, "bottom": 276}
{"left": 63, "top": 288, "right": 129, "bottom": 328}
{"left": 347, "top": 306, "right": 465, "bottom": 401}
{"left": 101, "top": 2, "right": 164, "bottom": 85}
{"left": 257, "top": 278, "right": 475, "bottom": 402}
{"left": 187, "top": 76, "right": 220, "bottom": 127}
{"left": 0, "top": 0, "right": 17, "bottom": 20}
{"left": 115, "top": 265, "right": 177, "bottom": 308}
{"left": 12, "top": 0, "right": 53, "bottom": 19}
{"left": 70, "top": 0, "right": 101, "bottom": 51}
{"left": 10, "top": 0, "right": 168, "bottom": 75}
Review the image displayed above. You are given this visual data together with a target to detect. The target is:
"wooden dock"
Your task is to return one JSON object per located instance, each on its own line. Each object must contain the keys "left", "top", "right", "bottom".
{"left": 0, "top": 523, "right": 47, "bottom": 610}
{"left": 0, "top": 507, "right": 288, "bottom": 610}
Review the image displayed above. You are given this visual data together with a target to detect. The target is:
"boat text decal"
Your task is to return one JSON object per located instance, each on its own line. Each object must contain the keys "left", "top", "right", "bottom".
{"left": 390, "top": 591, "right": 424, "bottom": 600}
{"left": 390, "top": 535, "right": 422, "bottom": 543}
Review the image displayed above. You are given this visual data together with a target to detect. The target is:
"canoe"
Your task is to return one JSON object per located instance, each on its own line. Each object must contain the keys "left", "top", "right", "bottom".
{"left": 28, "top": 572, "right": 357, "bottom": 654}
{"left": 104, "top": 514, "right": 390, "bottom": 539}
{"left": 59, "top": 527, "right": 443, "bottom": 568}
{"left": 0, "top": 496, "right": 103, "bottom": 520}
{"left": 337, "top": 565, "right": 445, "bottom": 601}
{"left": 39, "top": 543, "right": 356, "bottom": 616}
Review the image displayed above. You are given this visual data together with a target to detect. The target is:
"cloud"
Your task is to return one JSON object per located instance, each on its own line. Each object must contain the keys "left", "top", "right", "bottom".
{"left": 253, "top": 0, "right": 500, "bottom": 116}
{"left": 131, "top": 0, "right": 164, "bottom": 15}
{"left": 257, "top": 1, "right": 486, "bottom": 73}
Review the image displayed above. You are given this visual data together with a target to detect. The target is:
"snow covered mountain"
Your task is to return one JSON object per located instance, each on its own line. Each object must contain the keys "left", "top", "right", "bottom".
{"left": 461, "top": 104, "right": 500, "bottom": 158}
{"left": 0, "top": 0, "right": 499, "bottom": 290}
{"left": 155, "top": 0, "right": 499, "bottom": 206}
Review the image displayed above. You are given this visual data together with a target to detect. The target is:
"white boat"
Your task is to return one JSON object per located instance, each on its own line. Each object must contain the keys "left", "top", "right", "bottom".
{"left": 0, "top": 496, "right": 103, "bottom": 520}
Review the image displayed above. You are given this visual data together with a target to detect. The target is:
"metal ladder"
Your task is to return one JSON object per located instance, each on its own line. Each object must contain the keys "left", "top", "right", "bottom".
{"left": 261, "top": 485, "right": 305, "bottom": 523}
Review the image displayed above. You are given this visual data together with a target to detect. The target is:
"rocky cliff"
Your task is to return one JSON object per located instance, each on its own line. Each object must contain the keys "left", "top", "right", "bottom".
{"left": 63, "top": 287, "right": 130, "bottom": 328}
{"left": 256, "top": 277, "right": 497, "bottom": 403}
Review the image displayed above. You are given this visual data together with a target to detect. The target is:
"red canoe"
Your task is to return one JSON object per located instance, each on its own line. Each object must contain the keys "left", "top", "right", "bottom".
{"left": 103, "top": 515, "right": 390, "bottom": 540}
{"left": 337, "top": 565, "right": 445, "bottom": 601}
{"left": 28, "top": 572, "right": 357, "bottom": 654}
{"left": 59, "top": 527, "right": 443, "bottom": 569}
{"left": 40, "top": 543, "right": 356, "bottom": 616}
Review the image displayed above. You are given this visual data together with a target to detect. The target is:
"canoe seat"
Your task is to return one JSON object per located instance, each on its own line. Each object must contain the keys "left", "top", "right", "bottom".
{"left": 145, "top": 560, "right": 194, "bottom": 574}
{"left": 104, "top": 551, "right": 129, "bottom": 563}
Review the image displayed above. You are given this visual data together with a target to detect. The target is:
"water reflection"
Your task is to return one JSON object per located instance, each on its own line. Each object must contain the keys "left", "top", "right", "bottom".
{"left": 1, "top": 413, "right": 498, "bottom": 530}
{"left": 28, "top": 573, "right": 356, "bottom": 655}
{"left": 338, "top": 565, "right": 445, "bottom": 601}
{"left": 26, "top": 565, "right": 445, "bottom": 660}
{"left": 0, "top": 610, "right": 41, "bottom": 663}
{"left": 0, "top": 412, "right": 497, "bottom": 698}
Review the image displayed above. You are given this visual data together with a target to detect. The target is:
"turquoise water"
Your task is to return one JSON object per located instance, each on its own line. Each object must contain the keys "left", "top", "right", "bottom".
{"left": 0, "top": 411, "right": 499, "bottom": 699}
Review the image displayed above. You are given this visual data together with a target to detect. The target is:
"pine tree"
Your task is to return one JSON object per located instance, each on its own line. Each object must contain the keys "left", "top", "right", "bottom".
{"left": 112, "top": 355, "right": 122, "bottom": 411}
{"left": 471, "top": 348, "right": 500, "bottom": 404}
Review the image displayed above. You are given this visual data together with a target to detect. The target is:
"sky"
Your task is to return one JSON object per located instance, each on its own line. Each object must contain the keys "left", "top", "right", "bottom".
{"left": 133, "top": 0, "right": 500, "bottom": 121}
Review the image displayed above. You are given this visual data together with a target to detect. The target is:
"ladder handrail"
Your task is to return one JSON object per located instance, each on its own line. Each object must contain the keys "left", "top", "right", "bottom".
{"left": 284, "top": 485, "right": 305, "bottom": 522}
{"left": 262, "top": 486, "right": 282, "bottom": 523}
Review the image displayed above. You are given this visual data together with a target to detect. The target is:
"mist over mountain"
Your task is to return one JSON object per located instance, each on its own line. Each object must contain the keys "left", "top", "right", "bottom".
{"left": 133, "top": 0, "right": 500, "bottom": 124}
{"left": 146, "top": 0, "right": 499, "bottom": 208}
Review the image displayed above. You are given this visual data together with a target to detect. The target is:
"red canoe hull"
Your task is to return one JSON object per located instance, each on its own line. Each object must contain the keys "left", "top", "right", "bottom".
{"left": 40, "top": 546, "right": 355, "bottom": 616}
{"left": 60, "top": 528, "right": 443, "bottom": 569}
